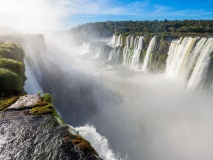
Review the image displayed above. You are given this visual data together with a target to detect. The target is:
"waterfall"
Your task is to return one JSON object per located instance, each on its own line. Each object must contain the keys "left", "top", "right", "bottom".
{"left": 130, "top": 35, "right": 134, "bottom": 48}
{"left": 76, "top": 124, "right": 126, "bottom": 160}
{"left": 187, "top": 38, "right": 213, "bottom": 90}
{"left": 173, "top": 37, "right": 197, "bottom": 79}
{"left": 122, "top": 35, "right": 131, "bottom": 65}
{"left": 82, "top": 42, "right": 91, "bottom": 54}
{"left": 116, "top": 35, "right": 122, "bottom": 47}
{"left": 131, "top": 36, "right": 144, "bottom": 70}
{"left": 111, "top": 35, "right": 118, "bottom": 46}
{"left": 165, "top": 37, "right": 213, "bottom": 90}
{"left": 181, "top": 38, "right": 208, "bottom": 80}
{"left": 108, "top": 50, "right": 115, "bottom": 61}
{"left": 142, "top": 36, "right": 156, "bottom": 71}
{"left": 166, "top": 37, "right": 197, "bottom": 79}
{"left": 93, "top": 47, "right": 101, "bottom": 59}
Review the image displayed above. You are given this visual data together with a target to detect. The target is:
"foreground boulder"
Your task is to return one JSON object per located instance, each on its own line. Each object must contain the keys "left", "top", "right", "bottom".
{"left": 0, "top": 94, "right": 102, "bottom": 160}
{"left": 0, "top": 41, "right": 102, "bottom": 160}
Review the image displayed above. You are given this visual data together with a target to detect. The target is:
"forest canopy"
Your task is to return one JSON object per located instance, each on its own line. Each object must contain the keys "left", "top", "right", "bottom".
{"left": 71, "top": 20, "right": 213, "bottom": 39}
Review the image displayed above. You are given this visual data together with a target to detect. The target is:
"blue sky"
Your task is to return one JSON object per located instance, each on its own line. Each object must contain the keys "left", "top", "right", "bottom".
{"left": 0, "top": 0, "right": 213, "bottom": 29}
{"left": 62, "top": 0, "right": 213, "bottom": 28}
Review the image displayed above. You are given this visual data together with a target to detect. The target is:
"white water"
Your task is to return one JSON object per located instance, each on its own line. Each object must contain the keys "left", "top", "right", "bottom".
{"left": 166, "top": 37, "right": 197, "bottom": 79}
{"left": 14, "top": 32, "right": 213, "bottom": 160}
{"left": 93, "top": 47, "right": 101, "bottom": 59}
{"left": 165, "top": 37, "right": 213, "bottom": 90}
{"left": 142, "top": 36, "right": 156, "bottom": 71}
{"left": 111, "top": 35, "right": 118, "bottom": 46}
{"left": 122, "top": 35, "right": 145, "bottom": 68}
{"left": 76, "top": 124, "right": 126, "bottom": 160}
{"left": 108, "top": 50, "right": 115, "bottom": 61}
{"left": 116, "top": 34, "right": 122, "bottom": 47}
{"left": 122, "top": 35, "right": 131, "bottom": 65}
{"left": 131, "top": 36, "right": 144, "bottom": 70}
{"left": 187, "top": 38, "right": 213, "bottom": 90}
{"left": 81, "top": 42, "right": 91, "bottom": 55}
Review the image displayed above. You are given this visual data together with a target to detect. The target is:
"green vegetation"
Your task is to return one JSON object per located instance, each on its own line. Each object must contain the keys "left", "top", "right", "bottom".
{"left": 42, "top": 93, "right": 53, "bottom": 103}
{"left": 30, "top": 104, "right": 54, "bottom": 115}
{"left": 63, "top": 134, "right": 98, "bottom": 156}
{"left": 0, "top": 43, "right": 25, "bottom": 95}
{"left": 0, "top": 43, "right": 25, "bottom": 61}
{"left": 0, "top": 58, "right": 25, "bottom": 77}
{"left": 0, "top": 68, "right": 24, "bottom": 92}
{"left": 0, "top": 96, "right": 18, "bottom": 111}
{"left": 30, "top": 93, "right": 64, "bottom": 124}
{"left": 71, "top": 20, "right": 213, "bottom": 40}
{"left": 33, "top": 99, "right": 49, "bottom": 107}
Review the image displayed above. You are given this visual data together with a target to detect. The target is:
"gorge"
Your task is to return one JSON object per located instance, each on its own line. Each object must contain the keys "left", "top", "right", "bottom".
{"left": 1, "top": 21, "right": 213, "bottom": 160}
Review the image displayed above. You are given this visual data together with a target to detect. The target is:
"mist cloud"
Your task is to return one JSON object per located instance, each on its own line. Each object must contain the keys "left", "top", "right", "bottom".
{"left": 0, "top": 0, "right": 67, "bottom": 30}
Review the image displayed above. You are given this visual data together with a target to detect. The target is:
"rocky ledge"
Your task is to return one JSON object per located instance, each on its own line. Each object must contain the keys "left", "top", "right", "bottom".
{"left": 0, "top": 94, "right": 102, "bottom": 160}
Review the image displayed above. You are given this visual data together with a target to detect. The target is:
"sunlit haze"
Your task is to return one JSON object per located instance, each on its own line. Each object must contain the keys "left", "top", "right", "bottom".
{"left": 0, "top": 0, "right": 213, "bottom": 29}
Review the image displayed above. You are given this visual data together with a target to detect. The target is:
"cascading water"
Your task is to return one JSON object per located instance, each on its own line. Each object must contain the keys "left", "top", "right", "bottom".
{"left": 142, "top": 36, "right": 156, "bottom": 71}
{"left": 131, "top": 36, "right": 144, "bottom": 70}
{"left": 166, "top": 37, "right": 197, "bottom": 79}
{"left": 4, "top": 30, "right": 213, "bottom": 160}
{"left": 76, "top": 124, "right": 127, "bottom": 160}
{"left": 93, "top": 47, "right": 101, "bottom": 59}
{"left": 82, "top": 42, "right": 91, "bottom": 54}
{"left": 111, "top": 35, "right": 118, "bottom": 46}
{"left": 184, "top": 38, "right": 208, "bottom": 79}
{"left": 187, "top": 38, "right": 213, "bottom": 90}
{"left": 116, "top": 35, "right": 122, "bottom": 47}
{"left": 165, "top": 37, "right": 213, "bottom": 90}
{"left": 122, "top": 35, "right": 131, "bottom": 65}
{"left": 108, "top": 50, "right": 116, "bottom": 61}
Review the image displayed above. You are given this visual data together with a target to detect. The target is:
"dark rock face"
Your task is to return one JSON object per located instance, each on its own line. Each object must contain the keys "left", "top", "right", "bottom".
{"left": 0, "top": 108, "right": 102, "bottom": 160}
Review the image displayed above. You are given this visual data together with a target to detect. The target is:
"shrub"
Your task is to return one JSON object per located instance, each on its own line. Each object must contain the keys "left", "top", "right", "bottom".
{"left": 0, "top": 58, "right": 25, "bottom": 78}
{"left": 0, "top": 43, "right": 25, "bottom": 62}
{"left": 42, "top": 93, "right": 53, "bottom": 103}
{"left": 0, "top": 68, "right": 24, "bottom": 92}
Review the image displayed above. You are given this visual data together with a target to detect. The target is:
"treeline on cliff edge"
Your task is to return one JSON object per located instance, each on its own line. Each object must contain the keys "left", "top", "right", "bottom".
{"left": 71, "top": 20, "right": 213, "bottom": 42}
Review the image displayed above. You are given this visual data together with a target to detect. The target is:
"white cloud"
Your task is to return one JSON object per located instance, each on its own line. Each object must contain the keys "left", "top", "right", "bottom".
{"left": 0, "top": 0, "right": 212, "bottom": 29}
{"left": 0, "top": 0, "right": 66, "bottom": 30}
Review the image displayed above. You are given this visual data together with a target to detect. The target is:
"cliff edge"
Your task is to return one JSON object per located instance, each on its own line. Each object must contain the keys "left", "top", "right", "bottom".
{"left": 0, "top": 42, "right": 102, "bottom": 160}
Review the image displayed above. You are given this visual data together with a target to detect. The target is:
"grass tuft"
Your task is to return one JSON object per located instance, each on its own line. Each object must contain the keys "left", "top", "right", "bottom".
{"left": 0, "top": 96, "right": 18, "bottom": 111}
{"left": 63, "top": 134, "right": 98, "bottom": 156}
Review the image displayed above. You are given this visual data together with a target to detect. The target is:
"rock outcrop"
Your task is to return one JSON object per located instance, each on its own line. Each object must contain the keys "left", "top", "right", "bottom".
{"left": 0, "top": 42, "right": 102, "bottom": 160}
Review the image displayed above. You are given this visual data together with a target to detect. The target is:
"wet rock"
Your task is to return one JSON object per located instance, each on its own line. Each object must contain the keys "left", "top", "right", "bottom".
{"left": 8, "top": 95, "right": 40, "bottom": 110}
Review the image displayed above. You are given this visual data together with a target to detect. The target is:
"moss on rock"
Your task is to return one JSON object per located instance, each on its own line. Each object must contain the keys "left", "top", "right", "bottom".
{"left": 0, "top": 42, "right": 26, "bottom": 95}
{"left": 0, "top": 96, "right": 18, "bottom": 111}
{"left": 0, "top": 58, "right": 26, "bottom": 80}
{"left": 0, "top": 43, "right": 25, "bottom": 62}
{"left": 63, "top": 134, "right": 98, "bottom": 156}
{"left": 30, "top": 104, "right": 54, "bottom": 115}
{"left": 0, "top": 68, "right": 24, "bottom": 92}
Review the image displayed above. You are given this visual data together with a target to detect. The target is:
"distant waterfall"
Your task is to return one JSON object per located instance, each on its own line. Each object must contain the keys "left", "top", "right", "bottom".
{"left": 108, "top": 50, "right": 115, "bottom": 61}
{"left": 123, "top": 35, "right": 132, "bottom": 65}
{"left": 122, "top": 35, "right": 145, "bottom": 69}
{"left": 166, "top": 37, "right": 213, "bottom": 90}
{"left": 93, "top": 47, "right": 101, "bottom": 58}
{"left": 142, "top": 36, "right": 156, "bottom": 71}
{"left": 187, "top": 38, "right": 213, "bottom": 90}
{"left": 82, "top": 42, "right": 91, "bottom": 54}
{"left": 111, "top": 35, "right": 118, "bottom": 46}
{"left": 116, "top": 35, "right": 122, "bottom": 47}
{"left": 166, "top": 37, "right": 197, "bottom": 79}
{"left": 131, "top": 36, "right": 144, "bottom": 70}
